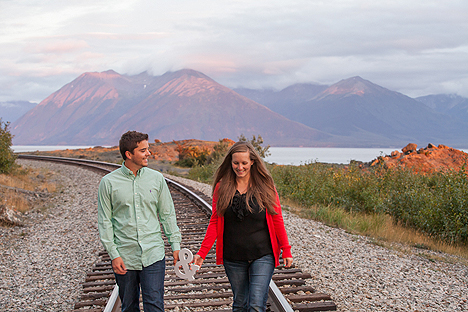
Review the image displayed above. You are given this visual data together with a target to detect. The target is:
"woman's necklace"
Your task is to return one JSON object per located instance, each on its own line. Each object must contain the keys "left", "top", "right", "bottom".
{"left": 237, "top": 186, "right": 248, "bottom": 194}
{"left": 236, "top": 179, "right": 249, "bottom": 195}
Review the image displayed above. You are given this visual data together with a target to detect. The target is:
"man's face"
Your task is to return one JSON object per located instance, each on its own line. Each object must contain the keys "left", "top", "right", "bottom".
{"left": 126, "top": 140, "right": 151, "bottom": 170}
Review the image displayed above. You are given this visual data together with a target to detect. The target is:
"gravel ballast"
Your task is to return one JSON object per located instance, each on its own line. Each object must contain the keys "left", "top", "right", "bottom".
{"left": 0, "top": 160, "right": 103, "bottom": 311}
{"left": 0, "top": 162, "right": 466, "bottom": 311}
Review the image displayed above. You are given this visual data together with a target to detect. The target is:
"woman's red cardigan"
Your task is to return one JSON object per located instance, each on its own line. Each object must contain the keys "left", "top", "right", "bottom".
{"left": 196, "top": 184, "right": 292, "bottom": 267}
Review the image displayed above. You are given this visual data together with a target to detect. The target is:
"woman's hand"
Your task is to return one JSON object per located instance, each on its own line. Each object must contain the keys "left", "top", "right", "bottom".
{"left": 283, "top": 257, "right": 293, "bottom": 268}
{"left": 191, "top": 254, "right": 204, "bottom": 270}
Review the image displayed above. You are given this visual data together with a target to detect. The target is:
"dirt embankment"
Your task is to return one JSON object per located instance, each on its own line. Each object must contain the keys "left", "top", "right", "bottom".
{"left": 18, "top": 138, "right": 236, "bottom": 176}
{"left": 25, "top": 139, "right": 231, "bottom": 163}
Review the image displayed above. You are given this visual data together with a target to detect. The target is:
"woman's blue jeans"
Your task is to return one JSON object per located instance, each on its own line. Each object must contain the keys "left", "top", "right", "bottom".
{"left": 114, "top": 258, "right": 166, "bottom": 312}
{"left": 223, "top": 254, "right": 275, "bottom": 312}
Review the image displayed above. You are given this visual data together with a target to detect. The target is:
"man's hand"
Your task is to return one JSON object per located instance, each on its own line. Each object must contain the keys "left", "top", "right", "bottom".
{"left": 173, "top": 250, "right": 180, "bottom": 265}
{"left": 112, "top": 257, "right": 127, "bottom": 275}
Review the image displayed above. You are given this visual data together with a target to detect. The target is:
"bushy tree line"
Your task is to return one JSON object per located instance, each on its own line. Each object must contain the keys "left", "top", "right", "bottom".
{"left": 0, "top": 119, "right": 16, "bottom": 174}
{"left": 175, "top": 142, "right": 211, "bottom": 167}
{"left": 187, "top": 134, "right": 270, "bottom": 183}
{"left": 270, "top": 162, "right": 468, "bottom": 245}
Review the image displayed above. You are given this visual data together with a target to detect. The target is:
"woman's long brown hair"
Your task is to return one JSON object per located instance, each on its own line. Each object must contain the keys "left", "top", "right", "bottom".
{"left": 212, "top": 141, "right": 278, "bottom": 216}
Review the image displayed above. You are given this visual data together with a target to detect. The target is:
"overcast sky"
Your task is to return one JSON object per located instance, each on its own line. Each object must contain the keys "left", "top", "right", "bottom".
{"left": 1, "top": 0, "right": 467, "bottom": 103}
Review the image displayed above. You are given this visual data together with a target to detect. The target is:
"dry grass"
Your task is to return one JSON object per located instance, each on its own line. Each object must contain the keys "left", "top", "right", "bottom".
{"left": 0, "top": 166, "right": 58, "bottom": 213}
{"left": 0, "top": 167, "right": 57, "bottom": 192}
{"left": 1, "top": 189, "right": 31, "bottom": 213}
{"left": 282, "top": 198, "right": 468, "bottom": 265}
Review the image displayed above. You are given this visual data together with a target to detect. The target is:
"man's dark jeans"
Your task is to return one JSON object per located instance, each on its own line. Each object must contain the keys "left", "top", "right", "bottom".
{"left": 114, "top": 258, "right": 166, "bottom": 312}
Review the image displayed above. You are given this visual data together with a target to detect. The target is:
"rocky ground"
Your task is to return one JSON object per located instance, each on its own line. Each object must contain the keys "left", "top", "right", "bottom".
{"left": 0, "top": 159, "right": 103, "bottom": 311}
{"left": 369, "top": 143, "right": 468, "bottom": 173}
{"left": 0, "top": 160, "right": 467, "bottom": 311}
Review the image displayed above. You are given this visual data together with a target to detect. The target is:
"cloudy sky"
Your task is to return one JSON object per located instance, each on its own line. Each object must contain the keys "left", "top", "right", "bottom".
{"left": 1, "top": 0, "right": 467, "bottom": 103}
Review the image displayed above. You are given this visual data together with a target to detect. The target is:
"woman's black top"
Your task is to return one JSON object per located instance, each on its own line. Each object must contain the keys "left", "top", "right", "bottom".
{"left": 223, "top": 190, "right": 273, "bottom": 261}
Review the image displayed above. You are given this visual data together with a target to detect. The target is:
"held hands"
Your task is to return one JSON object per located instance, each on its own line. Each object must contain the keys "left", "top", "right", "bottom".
{"left": 112, "top": 257, "right": 127, "bottom": 275}
{"left": 283, "top": 257, "right": 293, "bottom": 268}
{"left": 191, "top": 254, "right": 204, "bottom": 270}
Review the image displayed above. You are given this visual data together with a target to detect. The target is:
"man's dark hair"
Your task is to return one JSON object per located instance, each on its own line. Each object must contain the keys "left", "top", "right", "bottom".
{"left": 119, "top": 131, "right": 149, "bottom": 160}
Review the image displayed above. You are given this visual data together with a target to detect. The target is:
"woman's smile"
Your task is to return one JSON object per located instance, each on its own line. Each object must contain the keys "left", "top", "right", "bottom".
{"left": 231, "top": 151, "right": 253, "bottom": 179}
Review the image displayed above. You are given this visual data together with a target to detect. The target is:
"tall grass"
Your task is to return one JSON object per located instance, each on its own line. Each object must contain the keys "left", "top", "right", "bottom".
{"left": 187, "top": 160, "right": 220, "bottom": 184}
{"left": 270, "top": 162, "right": 468, "bottom": 245}
{"left": 284, "top": 198, "right": 468, "bottom": 262}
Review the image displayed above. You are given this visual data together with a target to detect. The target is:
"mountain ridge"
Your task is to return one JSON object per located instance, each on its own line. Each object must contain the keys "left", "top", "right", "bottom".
{"left": 11, "top": 69, "right": 334, "bottom": 147}
{"left": 237, "top": 77, "right": 468, "bottom": 148}
{"left": 0, "top": 101, "right": 37, "bottom": 124}
{"left": 7, "top": 69, "right": 468, "bottom": 148}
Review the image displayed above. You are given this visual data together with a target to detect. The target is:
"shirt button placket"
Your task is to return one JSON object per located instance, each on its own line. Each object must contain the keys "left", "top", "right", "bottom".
{"left": 133, "top": 178, "right": 142, "bottom": 246}
{"left": 134, "top": 179, "right": 142, "bottom": 245}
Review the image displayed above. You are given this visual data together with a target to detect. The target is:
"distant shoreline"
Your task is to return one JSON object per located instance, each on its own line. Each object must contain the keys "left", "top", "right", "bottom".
{"left": 12, "top": 145, "right": 468, "bottom": 165}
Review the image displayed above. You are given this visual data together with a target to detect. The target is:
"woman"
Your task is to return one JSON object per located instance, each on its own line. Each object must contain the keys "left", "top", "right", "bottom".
{"left": 192, "top": 141, "right": 293, "bottom": 312}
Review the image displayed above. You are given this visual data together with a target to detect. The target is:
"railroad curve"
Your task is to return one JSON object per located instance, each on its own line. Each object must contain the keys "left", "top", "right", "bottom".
{"left": 17, "top": 154, "right": 337, "bottom": 312}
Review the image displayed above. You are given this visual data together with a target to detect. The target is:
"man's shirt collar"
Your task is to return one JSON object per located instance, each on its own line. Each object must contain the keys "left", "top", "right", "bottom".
{"left": 121, "top": 162, "right": 145, "bottom": 177}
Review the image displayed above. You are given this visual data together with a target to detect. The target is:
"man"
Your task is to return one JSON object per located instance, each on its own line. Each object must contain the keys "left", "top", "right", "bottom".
{"left": 98, "top": 131, "right": 181, "bottom": 312}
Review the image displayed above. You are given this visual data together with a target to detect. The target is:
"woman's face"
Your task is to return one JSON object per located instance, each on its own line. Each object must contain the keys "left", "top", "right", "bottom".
{"left": 231, "top": 151, "right": 254, "bottom": 179}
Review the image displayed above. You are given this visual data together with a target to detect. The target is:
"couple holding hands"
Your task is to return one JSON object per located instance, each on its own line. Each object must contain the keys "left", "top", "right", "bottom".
{"left": 98, "top": 131, "right": 293, "bottom": 312}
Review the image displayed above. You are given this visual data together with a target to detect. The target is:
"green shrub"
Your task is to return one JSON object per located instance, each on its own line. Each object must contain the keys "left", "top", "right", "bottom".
{"left": 269, "top": 161, "right": 468, "bottom": 245}
{"left": 238, "top": 134, "right": 270, "bottom": 158}
{"left": 0, "top": 119, "right": 16, "bottom": 174}
{"left": 187, "top": 162, "right": 219, "bottom": 184}
{"left": 384, "top": 167, "right": 468, "bottom": 244}
{"left": 187, "top": 144, "right": 468, "bottom": 245}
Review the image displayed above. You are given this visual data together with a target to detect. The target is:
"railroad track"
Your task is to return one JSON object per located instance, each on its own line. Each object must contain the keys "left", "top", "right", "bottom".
{"left": 17, "top": 154, "right": 337, "bottom": 312}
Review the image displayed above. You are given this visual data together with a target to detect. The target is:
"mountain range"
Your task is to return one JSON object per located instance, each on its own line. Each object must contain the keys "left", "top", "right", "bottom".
{"left": 0, "top": 101, "right": 37, "bottom": 124}
{"left": 7, "top": 69, "right": 468, "bottom": 147}
{"left": 10, "top": 69, "right": 332, "bottom": 146}
{"left": 235, "top": 78, "right": 468, "bottom": 147}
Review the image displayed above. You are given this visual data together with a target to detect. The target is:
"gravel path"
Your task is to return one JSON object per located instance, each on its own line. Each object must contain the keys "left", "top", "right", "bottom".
{"left": 0, "top": 163, "right": 466, "bottom": 311}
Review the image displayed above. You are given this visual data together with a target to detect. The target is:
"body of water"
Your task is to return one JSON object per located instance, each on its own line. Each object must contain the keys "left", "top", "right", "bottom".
{"left": 13, "top": 145, "right": 397, "bottom": 164}
{"left": 13, "top": 145, "right": 467, "bottom": 165}
{"left": 264, "top": 147, "right": 398, "bottom": 165}
{"left": 12, "top": 145, "right": 95, "bottom": 153}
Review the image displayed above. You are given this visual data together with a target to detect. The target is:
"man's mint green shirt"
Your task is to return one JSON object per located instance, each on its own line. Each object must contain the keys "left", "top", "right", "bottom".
{"left": 97, "top": 163, "right": 181, "bottom": 270}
